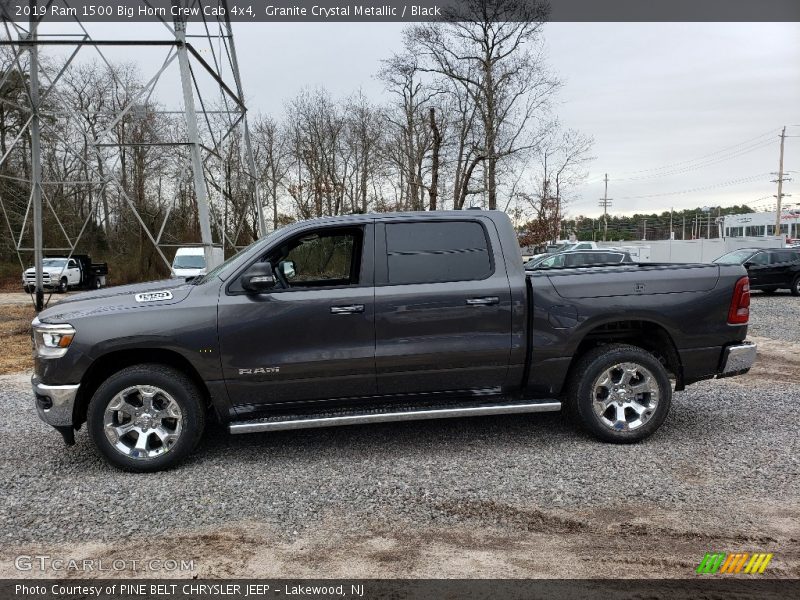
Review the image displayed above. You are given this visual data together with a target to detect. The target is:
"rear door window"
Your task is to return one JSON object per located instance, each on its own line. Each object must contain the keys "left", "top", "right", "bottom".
{"left": 771, "top": 250, "right": 797, "bottom": 264}
{"left": 385, "top": 221, "right": 492, "bottom": 285}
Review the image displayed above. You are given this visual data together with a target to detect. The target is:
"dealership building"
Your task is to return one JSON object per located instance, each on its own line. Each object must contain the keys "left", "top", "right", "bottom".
{"left": 723, "top": 210, "right": 800, "bottom": 239}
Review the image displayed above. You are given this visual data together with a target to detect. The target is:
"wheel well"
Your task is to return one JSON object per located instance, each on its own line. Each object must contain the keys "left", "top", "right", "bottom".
{"left": 569, "top": 320, "right": 684, "bottom": 390}
{"left": 73, "top": 349, "right": 209, "bottom": 428}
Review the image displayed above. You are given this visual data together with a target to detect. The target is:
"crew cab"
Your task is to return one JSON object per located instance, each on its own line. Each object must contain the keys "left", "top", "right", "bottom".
{"left": 30, "top": 211, "right": 756, "bottom": 471}
{"left": 23, "top": 255, "right": 108, "bottom": 293}
{"left": 713, "top": 247, "right": 800, "bottom": 296}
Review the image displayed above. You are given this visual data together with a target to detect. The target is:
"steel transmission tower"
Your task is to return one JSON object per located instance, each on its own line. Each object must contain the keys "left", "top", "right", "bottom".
{"left": 0, "top": 0, "right": 266, "bottom": 310}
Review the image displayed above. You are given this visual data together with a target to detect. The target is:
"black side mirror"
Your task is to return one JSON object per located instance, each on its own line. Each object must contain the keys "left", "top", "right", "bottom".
{"left": 743, "top": 262, "right": 753, "bottom": 269}
{"left": 241, "top": 263, "right": 276, "bottom": 293}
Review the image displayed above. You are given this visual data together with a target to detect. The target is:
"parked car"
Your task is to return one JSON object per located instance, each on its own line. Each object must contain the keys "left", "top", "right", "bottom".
{"left": 526, "top": 249, "right": 633, "bottom": 270}
{"left": 543, "top": 241, "right": 600, "bottom": 254}
{"left": 31, "top": 211, "right": 755, "bottom": 471}
{"left": 23, "top": 255, "right": 108, "bottom": 293}
{"left": 171, "top": 246, "right": 224, "bottom": 279}
{"left": 713, "top": 248, "right": 800, "bottom": 296}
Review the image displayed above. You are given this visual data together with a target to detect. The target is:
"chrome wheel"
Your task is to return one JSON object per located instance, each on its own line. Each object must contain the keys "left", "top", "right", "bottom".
{"left": 103, "top": 385, "right": 183, "bottom": 460}
{"left": 591, "top": 362, "right": 659, "bottom": 432}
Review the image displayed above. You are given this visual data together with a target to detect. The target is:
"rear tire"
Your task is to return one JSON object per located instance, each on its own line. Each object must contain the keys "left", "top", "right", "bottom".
{"left": 566, "top": 343, "right": 672, "bottom": 443}
{"left": 791, "top": 276, "right": 800, "bottom": 297}
{"left": 87, "top": 364, "right": 206, "bottom": 472}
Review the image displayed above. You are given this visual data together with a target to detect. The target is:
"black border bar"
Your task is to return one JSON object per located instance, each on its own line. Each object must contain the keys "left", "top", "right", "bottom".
{"left": 1, "top": 0, "right": 799, "bottom": 23}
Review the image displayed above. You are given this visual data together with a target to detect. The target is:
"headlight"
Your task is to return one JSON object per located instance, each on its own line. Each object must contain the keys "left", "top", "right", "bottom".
{"left": 31, "top": 317, "right": 75, "bottom": 359}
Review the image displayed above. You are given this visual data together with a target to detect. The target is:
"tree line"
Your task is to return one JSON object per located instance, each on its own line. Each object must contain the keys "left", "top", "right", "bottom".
{"left": 0, "top": 0, "right": 594, "bottom": 282}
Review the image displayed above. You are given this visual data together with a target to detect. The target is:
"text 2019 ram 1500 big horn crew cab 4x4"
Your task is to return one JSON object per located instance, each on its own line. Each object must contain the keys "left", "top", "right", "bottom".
{"left": 31, "top": 211, "right": 756, "bottom": 471}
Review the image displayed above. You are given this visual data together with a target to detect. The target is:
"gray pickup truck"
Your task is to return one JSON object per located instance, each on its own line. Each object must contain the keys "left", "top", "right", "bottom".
{"left": 31, "top": 211, "right": 756, "bottom": 471}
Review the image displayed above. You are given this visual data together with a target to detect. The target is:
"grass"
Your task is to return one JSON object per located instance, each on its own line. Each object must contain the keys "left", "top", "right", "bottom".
{"left": 0, "top": 303, "right": 35, "bottom": 374}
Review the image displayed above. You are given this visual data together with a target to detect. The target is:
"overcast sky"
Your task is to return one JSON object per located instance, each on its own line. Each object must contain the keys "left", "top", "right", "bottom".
{"left": 34, "top": 20, "right": 800, "bottom": 218}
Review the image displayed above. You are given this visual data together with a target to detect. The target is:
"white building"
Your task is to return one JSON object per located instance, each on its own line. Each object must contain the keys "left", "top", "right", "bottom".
{"left": 723, "top": 210, "right": 800, "bottom": 239}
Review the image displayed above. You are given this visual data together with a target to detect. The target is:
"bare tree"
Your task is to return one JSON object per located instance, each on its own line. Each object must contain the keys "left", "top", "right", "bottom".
{"left": 286, "top": 88, "right": 350, "bottom": 218}
{"left": 344, "top": 91, "right": 384, "bottom": 214}
{"left": 524, "top": 127, "right": 594, "bottom": 243}
{"left": 379, "top": 53, "right": 438, "bottom": 210}
{"left": 428, "top": 107, "right": 441, "bottom": 210}
{"left": 408, "top": 0, "right": 560, "bottom": 209}
{"left": 253, "top": 115, "right": 291, "bottom": 229}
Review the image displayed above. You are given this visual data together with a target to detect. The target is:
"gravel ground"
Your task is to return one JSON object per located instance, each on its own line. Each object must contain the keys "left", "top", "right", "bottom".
{"left": 1, "top": 374, "right": 799, "bottom": 577}
{"left": 6, "top": 372, "right": 798, "bottom": 544}
{"left": 747, "top": 290, "right": 800, "bottom": 342}
{"left": 0, "top": 294, "right": 798, "bottom": 578}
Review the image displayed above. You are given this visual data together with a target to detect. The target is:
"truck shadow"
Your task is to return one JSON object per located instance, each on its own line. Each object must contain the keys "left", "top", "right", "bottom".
{"left": 196, "top": 411, "right": 569, "bottom": 462}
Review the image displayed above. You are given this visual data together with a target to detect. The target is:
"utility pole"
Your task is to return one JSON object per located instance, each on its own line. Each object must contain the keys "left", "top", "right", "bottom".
{"left": 598, "top": 173, "right": 613, "bottom": 242}
{"left": 670, "top": 207, "right": 674, "bottom": 240}
{"left": 682, "top": 215, "right": 686, "bottom": 240}
{"left": 642, "top": 219, "right": 647, "bottom": 241}
{"left": 28, "top": 9, "right": 44, "bottom": 312}
{"left": 773, "top": 126, "right": 789, "bottom": 238}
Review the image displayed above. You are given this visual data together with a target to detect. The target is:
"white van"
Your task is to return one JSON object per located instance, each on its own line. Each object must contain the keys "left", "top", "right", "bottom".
{"left": 171, "top": 247, "right": 224, "bottom": 279}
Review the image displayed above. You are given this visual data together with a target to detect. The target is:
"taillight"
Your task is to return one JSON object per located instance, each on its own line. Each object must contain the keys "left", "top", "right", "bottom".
{"left": 728, "top": 276, "right": 750, "bottom": 325}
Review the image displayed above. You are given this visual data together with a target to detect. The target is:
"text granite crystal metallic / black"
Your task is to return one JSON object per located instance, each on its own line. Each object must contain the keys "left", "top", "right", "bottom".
{"left": 29, "top": 210, "right": 757, "bottom": 471}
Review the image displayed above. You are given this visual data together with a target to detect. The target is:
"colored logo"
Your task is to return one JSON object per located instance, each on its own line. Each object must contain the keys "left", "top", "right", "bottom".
{"left": 696, "top": 552, "right": 773, "bottom": 574}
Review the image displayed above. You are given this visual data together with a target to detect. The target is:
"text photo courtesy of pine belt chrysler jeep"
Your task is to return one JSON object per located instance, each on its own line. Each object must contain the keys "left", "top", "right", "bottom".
{"left": 30, "top": 211, "right": 756, "bottom": 471}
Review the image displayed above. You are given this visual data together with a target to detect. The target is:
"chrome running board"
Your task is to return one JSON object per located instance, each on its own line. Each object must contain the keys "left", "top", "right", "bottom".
{"left": 229, "top": 400, "right": 561, "bottom": 434}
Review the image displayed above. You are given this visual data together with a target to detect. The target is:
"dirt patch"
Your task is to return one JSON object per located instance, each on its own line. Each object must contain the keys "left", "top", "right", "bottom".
{"left": 0, "top": 304, "right": 34, "bottom": 374}
{"left": 742, "top": 336, "right": 800, "bottom": 384}
{"left": 2, "top": 508, "right": 798, "bottom": 579}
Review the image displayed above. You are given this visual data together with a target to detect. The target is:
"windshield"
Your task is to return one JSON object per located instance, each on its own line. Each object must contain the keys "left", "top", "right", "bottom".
{"left": 524, "top": 254, "right": 549, "bottom": 269}
{"left": 172, "top": 255, "right": 206, "bottom": 269}
{"left": 41, "top": 259, "right": 68, "bottom": 268}
{"left": 713, "top": 249, "right": 756, "bottom": 265}
{"left": 526, "top": 254, "right": 565, "bottom": 269}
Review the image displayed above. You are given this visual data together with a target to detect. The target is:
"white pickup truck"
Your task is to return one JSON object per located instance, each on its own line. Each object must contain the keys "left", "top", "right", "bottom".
{"left": 22, "top": 255, "right": 108, "bottom": 293}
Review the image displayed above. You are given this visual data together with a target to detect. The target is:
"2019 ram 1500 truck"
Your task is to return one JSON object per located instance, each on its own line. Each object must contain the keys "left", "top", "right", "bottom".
{"left": 31, "top": 211, "right": 756, "bottom": 471}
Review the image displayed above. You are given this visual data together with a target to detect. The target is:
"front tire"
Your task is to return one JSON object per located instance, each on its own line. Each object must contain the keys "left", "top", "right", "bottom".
{"left": 791, "top": 275, "right": 800, "bottom": 297}
{"left": 87, "top": 364, "right": 206, "bottom": 472}
{"left": 566, "top": 344, "right": 672, "bottom": 443}
{"left": 58, "top": 277, "right": 68, "bottom": 293}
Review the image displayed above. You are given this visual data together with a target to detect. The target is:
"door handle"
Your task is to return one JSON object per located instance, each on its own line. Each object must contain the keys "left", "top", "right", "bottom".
{"left": 466, "top": 296, "right": 499, "bottom": 306}
{"left": 330, "top": 304, "right": 365, "bottom": 315}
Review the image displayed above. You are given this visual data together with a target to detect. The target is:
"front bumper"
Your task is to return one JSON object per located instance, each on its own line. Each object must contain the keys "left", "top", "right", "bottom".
{"left": 32, "top": 375, "right": 79, "bottom": 428}
{"left": 718, "top": 342, "right": 757, "bottom": 378}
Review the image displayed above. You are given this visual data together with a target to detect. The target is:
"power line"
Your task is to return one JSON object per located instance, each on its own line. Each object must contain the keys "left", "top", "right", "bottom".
{"left": 613, "top": 138, "right": 775, "bottom": 182}
{"left": 584, "top": 128, "right": 778, "bottom": 184}
{"left": 615, "top": 173, "right": 770, "bottom": 200}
